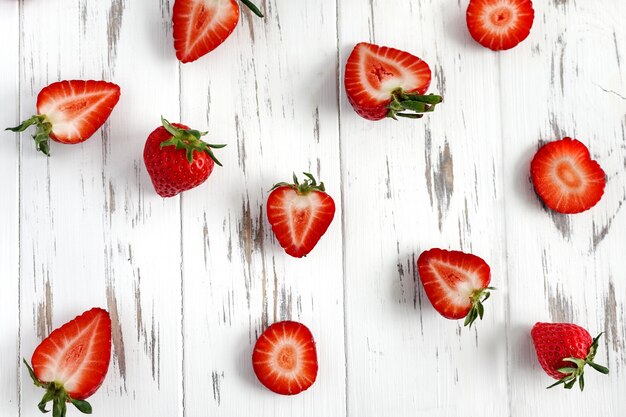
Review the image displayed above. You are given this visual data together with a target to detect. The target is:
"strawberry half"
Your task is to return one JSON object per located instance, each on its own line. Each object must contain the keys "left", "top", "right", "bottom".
{"left": 466, "top": 0, "right": 534, "bottom": 51}
{"left": 252, "top": 321, "right": 318, "bottom": 395}
{"left": 531, "top": 137, "right": 606, "bottom": 214}
{"left": 267, "top": 173, "right": 335, "bottom": 258}
{"left": 143, "top": 117, "right": 225, "bottom": 198}
{"left": 344, "top": 42, "right": 442, "bottom": 121}
{"left": 531, "top": 323, "right": 609, "bottom": 391}
{"left": 417, "top": 248, "right": 494, "bottom": 327}
{"left": 173, "top": 0, "right": 263, "bottom": 63}
{"left": 6, "top": 80, "right": 121, "bottom": 155}
{"left": 24, "top": 308, "right": 111, "bottom": 417}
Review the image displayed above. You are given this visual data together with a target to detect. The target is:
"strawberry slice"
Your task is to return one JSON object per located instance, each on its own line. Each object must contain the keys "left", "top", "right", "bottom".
{"left": 466, "top": 0, "right": 535, "bottom": 51}
{"left": 267, "top": 173, "right": 335, "bottom": 258}
{"left": 417, "top": 248, "right": 494, "bottom": 327}
{"left": 173, "top": 0, "right": 263, "bottom": 63}
{"left": 252, "top": 321, "right": 318, "bottom": 395}
{"left": 6, "top": 80, "right": 121, "bottom": 155}
{"left": 530, "top": 137, "right": 606, "bottom": 214}
{"left": 24, "top": 308, "right": 111, "bottom": 417}
{"left": 344, "top": 42, "right": 442, "bottom": 121}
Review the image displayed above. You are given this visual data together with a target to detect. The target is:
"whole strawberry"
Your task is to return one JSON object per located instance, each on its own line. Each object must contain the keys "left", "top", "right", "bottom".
{"left": 531, "top": 322, "right": 609, "bottom": 391}
{"left": 144, "top": 117, "right": 225, "bottom": 197}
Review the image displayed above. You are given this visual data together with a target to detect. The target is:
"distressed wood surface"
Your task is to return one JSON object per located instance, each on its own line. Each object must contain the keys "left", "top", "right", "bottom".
{"left": 0, "top": 0, "right": 624, "bottom": 416}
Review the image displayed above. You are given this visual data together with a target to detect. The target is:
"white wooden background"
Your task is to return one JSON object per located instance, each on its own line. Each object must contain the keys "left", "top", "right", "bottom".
{"left": 0, "top": 0, "right": 625, "bottom": 416}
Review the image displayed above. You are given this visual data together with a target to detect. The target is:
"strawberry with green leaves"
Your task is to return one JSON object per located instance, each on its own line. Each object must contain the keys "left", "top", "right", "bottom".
{"left": 24, "top": 308, "right": 111, "bottom": 417}
{"left": 417, "top": 248, "right": 494, "bottom": 328}
{"left": 144, "top": 117, "right": 226, "bottom": 198}
{"left": 531, "top": 322, "right": 609, "bottom": 391}
{"left": 344, "top": 42, "right": 442, "bottom": 121}
{"left": 6, "top": 80, "right": 120, "bottom": 155}
{"left": 267, "top": 173, "right": 335, "bottom": 258}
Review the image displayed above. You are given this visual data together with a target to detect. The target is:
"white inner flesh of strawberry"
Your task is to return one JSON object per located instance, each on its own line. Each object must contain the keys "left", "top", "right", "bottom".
{"left": 360, "top": 49, "right": 422, "bottom": 101}
{"left": 185, "top": 0, "right": 232, "bottom": 53}
{"left": 283, "top": 192, "right": 324, "bottom": 247}
{"left": 428, "top": 260, "right": 481, "bottom": 309}
{"left": 479, "top": 1, "right": 519, "bottom": 33}
{"left": 40, "top": 92, "right": 113, "bottom": 139}
{"left": 38, "top": 317, "right": 99, "bottom": 391}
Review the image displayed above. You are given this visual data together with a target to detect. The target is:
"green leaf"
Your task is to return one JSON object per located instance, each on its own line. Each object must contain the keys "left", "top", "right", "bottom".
{"left": 563, "top": 357, "right": 586, "bottom": 368}
{"left": 23, "top": 359, "right": 46, "bottom": 388}
{"left": 240, "top": 0, "right": 264, "bottom": 17}
{"left": 405, "top": 93, "right": 443, "bottom": 105}
{"left": 588, "top": 362, "right": 609, "bottom": 374}
{"left": 579, "top": 373, "right": 585, "bottom": 391}
{"left": 564, "top": 378, "right": 576, "bottom": 389}
{"left": 394, "top": 113, "right": 424, "bottom": 119}
{"left": 38, "top": 390, "right": 56, "bottom": 413}
{"left": 70, "top": 398, "right": 93, "bottom": 414}
{"left": 399, "top": 100, "right": 429, "bottom": 113}
{"left": 52, "top": 397, "right": 67, "bottom": 417}
{"left": 476, "top": 302, "right": 484, "bottom": 320}
{"left": 556, "top": 367, "right": 576, "bottom": 374}
{"left": 6, "top": 115, "right": 40, "bottom": 132}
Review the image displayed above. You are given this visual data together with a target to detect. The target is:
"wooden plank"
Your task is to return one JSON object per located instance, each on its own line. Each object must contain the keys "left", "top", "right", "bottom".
{"left": 179, "top": 1, "right": 346, "bottom": 415}
{"left": 502, "top": 1, "right": 626, "bottom": 415}
{"left": 338, "top": 0, "right": 509, "bottom": 415}
{"left": 18, "top": 1, "right": 182, "bottom": 416}
{"left": 0, "top": 1, "right": 20, "bottom": 415}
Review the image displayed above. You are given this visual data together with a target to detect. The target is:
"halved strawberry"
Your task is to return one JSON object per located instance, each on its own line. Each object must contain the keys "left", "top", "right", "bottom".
{"left": 173, "top": 0, "right": 263, "bottom": 64}
{"left": 466, "top": 0, "right": 535, "bottom": 51}
{"left": 267, "top": 173, "right": 335, "bottom": 258}
{"left": 344, "top": 42, "right": 442, "bottom": 121}
{"left": 530, "top": 137, "right": 606, "bottom": 214}
{"left": 6, "top": 80, "right": 121, "bottom": 155}
{"left": 252, "top": 321, "right": 318, "bottom": 395}
{"left": 24, "top": 308, "right": 111, "bottom": 417}
{"left": 417, "top": 248, "right": 493, "bottom": 327}
{"left": 531, "top": 323, "right": 609, "bottom": 391}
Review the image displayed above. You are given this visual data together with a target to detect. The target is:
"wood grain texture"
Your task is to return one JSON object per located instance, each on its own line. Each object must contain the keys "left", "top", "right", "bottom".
{"left": 502, "top": 1, "right": 626, "bottom": 415}
{"left": 0, "top": 2, "right": 20, "bottom": 415}
{"left": 179, "top": 1, "right": 346, "bottom": 415}
{"left": 17, "top": 0, "right": 182, "bottom": 416}
{"left": 0, "top": 0, "right": 624, "bottom": 416}
{"left": 338, "top": 1, "right": 508, "bottom": 415}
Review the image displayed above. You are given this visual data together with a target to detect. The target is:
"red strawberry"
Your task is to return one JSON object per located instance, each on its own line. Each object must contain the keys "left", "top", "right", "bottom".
{"left": 24, "top": 308, "right": 111, "bottom": 417}
{"left": 267, "top": 173, "right": 335, "bottom": 258}
{"left": 6, "top": 80, "right": 120, "bottom": 155}
{"left": 143, "top": 117, "right": 225, "bottom": 198}
{"left": 252, "top": 321, "right": 318, "bottom": 395}
{"left": 417, "top": 248, "right": 493, "bottom": 327}
{"left": 530, "top": 137, "right": 606, "bottom": 214}
{"left": 344, "top": 42, "right": 442, "bottom": 121}
{"left": 531, "top": 323, "right": 609, "bottom": 390}
{"left": 173, "top": 0, "right": 263, "bottom": 63}
{"left": 466, "top": 0, "right": 534, "bottom": 51}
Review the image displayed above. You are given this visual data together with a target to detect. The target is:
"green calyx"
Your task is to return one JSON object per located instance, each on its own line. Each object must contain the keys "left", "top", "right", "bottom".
{"left": 6, "top": 114, "right": 53, "bottom": 156}
{"left": 547, "top": 333, "right": 610, "bottom": 391}
{"left": 271, "top": 172, "right": 326, "bottom": 195}
{"left": 240, "top": 0, "right": 264, "bottom": 17}
{"left": 160, "top": 116, "right": 226, "bottom": 166}
{"left": 463, "top": 286, "right": 495, "bottom": 328}
{"left": 386, "top": 88, "right": 443, "bottom": 120}
{"left": 23, "top": 359, "right": 93, "bottom": 417}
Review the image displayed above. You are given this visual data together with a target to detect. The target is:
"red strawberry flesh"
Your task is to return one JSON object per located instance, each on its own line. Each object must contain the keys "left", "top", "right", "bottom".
{"left": 267, "top": 173, "right": 335, "bottom": 258}
{"left": 344, "top": 42, "right": 439, "bottom": 120}
{"left": 417, "top": 248, "right": 492, "bottom": 326}
{"left": 466, "top": 0, "right": 535, "bottom": 51}
{"left": 252, "top": 321, "right": 318, "bottom": 395}
{"left": 530, "top": 137, "right": 606, "bottom": 214}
